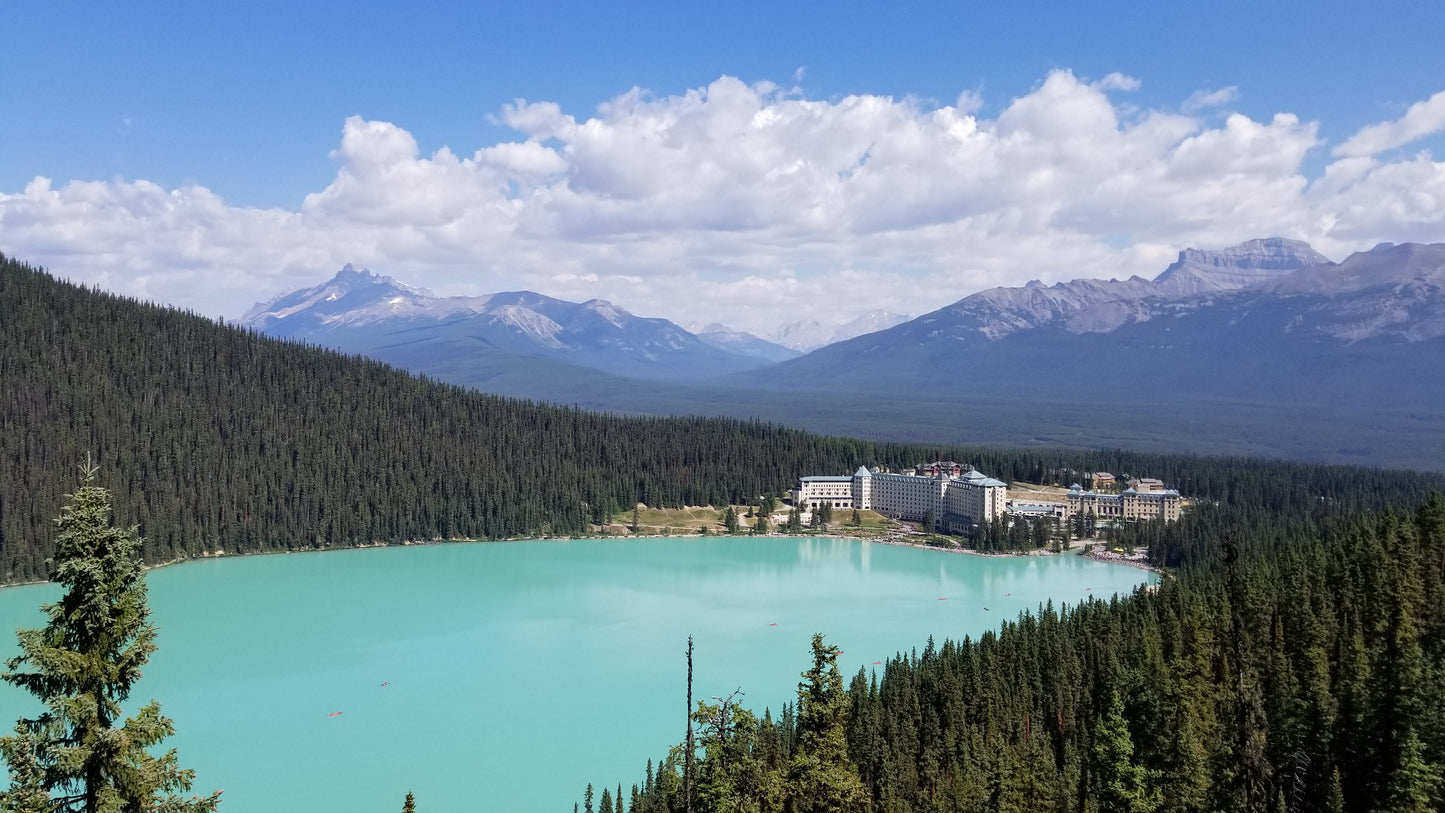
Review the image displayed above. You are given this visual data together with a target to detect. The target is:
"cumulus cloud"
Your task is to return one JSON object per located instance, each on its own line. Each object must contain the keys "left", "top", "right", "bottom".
{"left": 1334, "top": 89, "right": 1445, "bottom": 157}
{"left": 3, "top": 73, "right": 1445, "bottom": 337}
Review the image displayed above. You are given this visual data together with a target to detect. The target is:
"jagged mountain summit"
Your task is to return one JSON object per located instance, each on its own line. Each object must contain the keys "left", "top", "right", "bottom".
{"left": 243, "top": 267, "right": 772, "bottom": 383}
{"left": 1151, "top": 237, "right": 1333, "bottom": 298}
{"left": 946, "top": 237, "right": 1335, "bottom": 340}
{"left": 243, "top": 265, "right": 439, "bottom": 335}
{"left": 761, "top": 239, "right": 1445, "bottom": 411}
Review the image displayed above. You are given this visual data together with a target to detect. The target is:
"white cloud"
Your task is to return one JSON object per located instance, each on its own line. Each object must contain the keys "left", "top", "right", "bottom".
{"left": 1182, "top": 86, "right": 1239, "bottom": 113}
{"left": 1093, "top": 72, "right": 1141, "bottom": 92}
{"left": 1334, "top": 89, "right": 1445, "bottom": 157}
{"left": 3, "top": 72, "right": 1444, "bottom": 337}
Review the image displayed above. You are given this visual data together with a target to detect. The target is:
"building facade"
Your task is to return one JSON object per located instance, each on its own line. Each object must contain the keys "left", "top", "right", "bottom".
{"left": 794, "top": 465, "right": 1007, "bottom": 530}
{"left": 1065, "top": 484, "right": 1182, "bottom": 522}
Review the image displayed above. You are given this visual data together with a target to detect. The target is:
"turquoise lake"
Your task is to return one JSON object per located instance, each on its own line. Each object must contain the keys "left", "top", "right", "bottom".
{"left": 0, "top": 537, "right": 1155, "bottom": 811}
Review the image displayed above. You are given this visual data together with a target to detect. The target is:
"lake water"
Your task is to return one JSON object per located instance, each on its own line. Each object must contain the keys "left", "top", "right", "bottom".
{"left": 0, "top": 537, "right": 1154, "bottom": 812}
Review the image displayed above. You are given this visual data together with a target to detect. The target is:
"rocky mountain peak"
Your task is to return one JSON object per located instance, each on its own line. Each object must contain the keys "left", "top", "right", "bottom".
{"left": 1272, "top": 241, "right": 1445, "bottom": 298}
{"left": 1152, "top": 238, "right": 1333, "bottom": 298}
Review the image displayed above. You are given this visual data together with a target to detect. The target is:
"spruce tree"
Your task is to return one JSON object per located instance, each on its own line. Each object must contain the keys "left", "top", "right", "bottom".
{"left": 402, "top": 790, "right": 416, "bottom": 812}
{"left": 787, "top": 634, "right": 867, "bottom": 813}
{"left": 0, "top": 463, "right": 221, "bottom": 812}
{"left": 1088, "top": 690, "right": 1160, "bottom": 812}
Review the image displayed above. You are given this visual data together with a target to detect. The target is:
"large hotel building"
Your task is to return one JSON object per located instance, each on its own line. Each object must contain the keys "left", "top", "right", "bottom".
{"left": 794, "top": 463, "right": 1007, "bottom": 534}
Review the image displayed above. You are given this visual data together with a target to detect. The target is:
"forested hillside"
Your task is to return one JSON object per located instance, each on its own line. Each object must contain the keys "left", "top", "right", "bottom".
{"left": 1, "top": 255, "right": 921, "bottom": 582}
{"left": 4, "top": 253, "right": 1444, "bottom": 586}
{"left": 604, "top": 498, "right": 1445, "bottom": 813}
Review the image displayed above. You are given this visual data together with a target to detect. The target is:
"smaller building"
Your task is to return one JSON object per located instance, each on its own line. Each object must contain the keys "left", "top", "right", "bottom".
{"left": 1066, "top": 483, "right": 1181, "bottom": 523}
{"left": 1006, "top": 500, "right": 1068, "bottom": 521}
{"left": 794, "top": 475, "right": 856, "bottom": 510}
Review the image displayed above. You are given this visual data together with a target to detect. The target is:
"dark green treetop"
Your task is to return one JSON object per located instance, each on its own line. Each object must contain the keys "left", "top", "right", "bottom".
{"left": 787, "top": 635, "right": 867, "bottom": 813}
{"left": 1, "top": 463, "right": 221, "bottom": 813}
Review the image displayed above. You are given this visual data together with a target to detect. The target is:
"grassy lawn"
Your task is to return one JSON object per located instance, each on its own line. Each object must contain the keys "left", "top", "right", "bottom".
{"left": 596, "top": 504, "right": 893, "bottom": 537}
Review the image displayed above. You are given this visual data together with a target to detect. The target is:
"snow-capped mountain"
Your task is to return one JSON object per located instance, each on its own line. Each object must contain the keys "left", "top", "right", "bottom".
{"left": 769, "top": 310, "right": 913, "bottom": 352}
{"left": 242, "top": 265, "right": 441, "bottom": 333}
{"left": 689, "top": 323, "right": 801, "bottom": 363}
{"left": 243, "top": 267, "right": 772, "bottom": 383}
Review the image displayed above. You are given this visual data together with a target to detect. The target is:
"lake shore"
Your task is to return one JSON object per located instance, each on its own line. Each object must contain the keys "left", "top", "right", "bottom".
{"left": 2, "top": 521, "right": 1164, "bottom": 591}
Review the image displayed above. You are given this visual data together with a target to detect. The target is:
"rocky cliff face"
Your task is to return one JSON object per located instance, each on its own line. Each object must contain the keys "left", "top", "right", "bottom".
{"left": 1153, "top": 237, "right": 1333, "bottom": 298}
{"left": 1271, "top": 242, "right": 1445, "bottom": 343}
{"left": 946, "top": 237, "right": 1338, "bottom": 339}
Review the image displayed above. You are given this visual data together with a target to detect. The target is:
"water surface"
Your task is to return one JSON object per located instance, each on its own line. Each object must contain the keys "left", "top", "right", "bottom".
{"left": 0, "top": 537, "right": 1154, "bottom": 811}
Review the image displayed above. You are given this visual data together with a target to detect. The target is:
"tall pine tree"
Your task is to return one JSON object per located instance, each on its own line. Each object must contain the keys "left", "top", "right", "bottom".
{"left": 0, "top": 463, "right": 221, "bottom": 812}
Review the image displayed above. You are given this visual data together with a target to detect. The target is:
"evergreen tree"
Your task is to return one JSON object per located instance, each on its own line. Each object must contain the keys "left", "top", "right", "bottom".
{"left": 754, "top": 513, "right": 769, "bottom": 535}
{"left": 851, "top": 509, "right": 861, "bottom": 527}
{"left": 723, "top": 507, "right": 739, "bottom": 535}
{"left": 402, "top": 790, "right": 416, "bottom": 812}
{"left": 1382, "top": 729, "right": 1442, "bottom": 813}
{"left": 1088, "top": 691, "right": 1160, "bottom": 813}
{"left": 632, "top": 505, "right": 642, "bottom": 535}
{"left": 0, "top": 464, "right": 221, "bottom": 812}
{"left": 787, "top": 635, "right": 867, "bottom": 813}
{"left": 786, "top": 508, "right": 802, "bottom": 533}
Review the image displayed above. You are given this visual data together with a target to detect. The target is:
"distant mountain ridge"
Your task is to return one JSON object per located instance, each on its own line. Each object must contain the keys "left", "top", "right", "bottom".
{"left": 690, "top": 323, "right": 802, "bottom": 363}
{"left": 242, "top": 266, "right": 774, "bottom": 383}
{"left": 946, "top": 237, "right": 1335, "bottom": 341}
{"left": 237, "top": 240, "right": 1445, "bottom": 471}
{"left": 762, "top": 238, "right": 1445, "bottom": 413}
{"left": 769, "top": 310, "right": 914, "bottom": 351}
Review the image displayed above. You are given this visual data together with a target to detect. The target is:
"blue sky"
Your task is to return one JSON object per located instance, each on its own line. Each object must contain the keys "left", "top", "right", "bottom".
{"left": 3, "top": 1, "right": 1444, "bottom": 335}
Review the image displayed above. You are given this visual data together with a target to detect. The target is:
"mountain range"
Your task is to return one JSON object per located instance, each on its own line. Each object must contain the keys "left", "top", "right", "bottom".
{"left": 765, "top": 238, "right": 1445, "bottom": 410}
{"left": 243, "top": 266, "right": 784, "bottom": 384}
{"left": 244, "top": 239, "right": 1445, "bottom": 471}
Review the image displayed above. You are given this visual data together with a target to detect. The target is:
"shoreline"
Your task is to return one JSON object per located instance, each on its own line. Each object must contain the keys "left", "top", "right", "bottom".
{"left": 3, "top": 527, "right": 1165, "bottom": 590}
